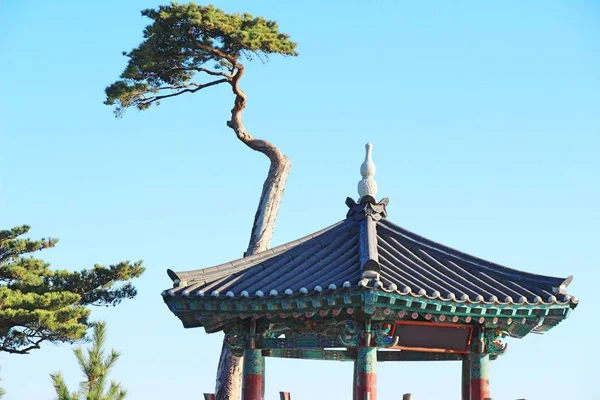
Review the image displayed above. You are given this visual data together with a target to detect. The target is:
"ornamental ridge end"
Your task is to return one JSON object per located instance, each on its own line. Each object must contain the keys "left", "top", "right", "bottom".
{"left": 348, "top": 143, "right": 389, "bottom": 221}
{"left": 345, "top": 196, "right": 389, "bottom": 221}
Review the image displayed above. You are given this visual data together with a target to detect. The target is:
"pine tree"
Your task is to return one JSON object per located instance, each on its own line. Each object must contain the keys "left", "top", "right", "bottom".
{"left": 50, "top": 321, "right": 127, "bottom": 400}
{"left": 104, "top": 2, "right": 297, "bottom": 255}
{"left": 0, "top": 368, "right": 5, "bottom": 399}
{"left": 105, "top": 3, "right": 297, "bottom": 399}
{"left": 0, "top": 225, "right": 144, "bottom": 354}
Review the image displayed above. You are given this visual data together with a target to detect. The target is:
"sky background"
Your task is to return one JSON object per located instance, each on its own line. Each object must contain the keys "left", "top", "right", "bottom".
{"left": 1, "top": 0, "right": 599, "bottom": 399}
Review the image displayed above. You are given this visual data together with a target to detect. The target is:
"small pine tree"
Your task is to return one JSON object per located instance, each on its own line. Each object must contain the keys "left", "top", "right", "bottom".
{"left": 51, "top": 321, "right": 127, "bottom": 400}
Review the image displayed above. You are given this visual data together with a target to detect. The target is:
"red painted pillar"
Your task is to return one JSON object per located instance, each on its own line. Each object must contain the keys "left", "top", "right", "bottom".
{"left": 461, "top": 354, "right": 471, "bottom": 400}
{"left": 242, "top": 348, "right": 265, "bottom": 400}
{"left": 354, "top": 346, "right": 377, "bottom": 400}
{"left": 470, "top": 353, "right": 491, "bottom": 400}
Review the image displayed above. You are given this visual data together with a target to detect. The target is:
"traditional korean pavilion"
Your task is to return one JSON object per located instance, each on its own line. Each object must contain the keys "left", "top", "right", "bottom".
{"left": 163, "top": 144, "right": 577, "bottom": 400}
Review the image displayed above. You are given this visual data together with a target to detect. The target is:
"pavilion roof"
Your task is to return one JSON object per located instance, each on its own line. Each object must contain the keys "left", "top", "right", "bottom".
{"left": 164, "top": 196, "right": 576, "bottom": 308}
{"left": 163, "top": 143, "right": 577, "bottom": 336}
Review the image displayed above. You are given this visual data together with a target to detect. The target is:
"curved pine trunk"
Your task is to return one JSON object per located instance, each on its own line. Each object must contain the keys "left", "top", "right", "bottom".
{"left": 214, "top": 64, "right": 291, "bottom": 400}
{"left": 245, "top": 154, "right": 291, "bottom": 256}
{"left": 214, "top": 158, "right": 291, "bottom": 400}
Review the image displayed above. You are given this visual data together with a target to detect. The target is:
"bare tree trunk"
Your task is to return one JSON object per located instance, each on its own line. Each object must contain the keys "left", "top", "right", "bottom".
{"left": 244, "top": 152, "right": 291, "bottom": 256}
{"left": 215, "top": 344, "right": 243, "bottom": 400}
{"left": 214, "top": 64, "right": 291, "bottom": 400}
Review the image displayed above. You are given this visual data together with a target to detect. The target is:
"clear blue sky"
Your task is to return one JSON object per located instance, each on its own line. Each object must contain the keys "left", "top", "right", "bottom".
{"left": 1, "top": 1, "right": 598, "bottom": 399}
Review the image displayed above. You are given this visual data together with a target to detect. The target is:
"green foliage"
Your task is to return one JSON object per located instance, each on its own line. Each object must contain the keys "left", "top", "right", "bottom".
{"left": 0, "top": 368, "right": 5, "bottom": 399}
{"left": 51, "top": 373, "right": 78, "bottom": 400}
{"left": 51, "top": 322, "right": 127, "bottom": 400}
{"left": 0, "top": 225, "right": 144, "bottom": 354}
{"left": 105, "top": 2, "right": 298, "bottom": 116}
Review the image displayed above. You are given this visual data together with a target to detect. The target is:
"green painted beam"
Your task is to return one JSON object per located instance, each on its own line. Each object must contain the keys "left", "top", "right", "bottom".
{"left": 263, "top": 349, "right": 354, "bottom": 361}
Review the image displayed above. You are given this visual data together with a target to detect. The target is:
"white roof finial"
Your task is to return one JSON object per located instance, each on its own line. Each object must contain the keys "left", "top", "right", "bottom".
{"left": 358, "top": 143, "right": 378, "bottom": 200}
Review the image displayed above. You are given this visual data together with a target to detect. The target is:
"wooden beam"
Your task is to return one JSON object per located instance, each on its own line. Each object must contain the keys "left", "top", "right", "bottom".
{"left": 263, "top": 349, "right": 354, "bottom": 361}
{"left": 265, "top": 348, "right": 464, "bottom": 362}
{"left": 261, "top": 336, "right": 341, "bottom": 349}
{"left": 377, "top": 350, "right": 462, "bottom": 362}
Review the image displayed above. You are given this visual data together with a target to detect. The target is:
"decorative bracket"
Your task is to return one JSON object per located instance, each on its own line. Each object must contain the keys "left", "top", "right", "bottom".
{"left": 337, "top": 320, "right": 359, "bottom": 347}
{"left": 224, "top": 324, "right": 246, "bottom": 356}
{"left": 484, "top": 329, "right": 508, "bottom": 357}
{"left": 373, "top": 321, "right": 399, "bottom": 347}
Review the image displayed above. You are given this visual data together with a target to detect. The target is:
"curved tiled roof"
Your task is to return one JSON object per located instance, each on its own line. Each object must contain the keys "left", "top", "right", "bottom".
{"left": 167, "top": 219, "right": 362, "bottom": 298}
{"left": 165, "top": 198, "right": 576, "bottom": 307}
{"left": 375, "top": 219, "right": 574, "bottom": 306}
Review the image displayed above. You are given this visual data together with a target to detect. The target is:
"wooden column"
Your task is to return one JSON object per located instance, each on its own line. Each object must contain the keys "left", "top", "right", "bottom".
{"left": 352, "top": 358, "right": 358, "bottom": 400}
{"left": 461, "top": 354, "right": 471, "bottom": 400}
{"left": 470, "top": 353, "right": 491, "bottom": 400}
{"left": 354, "top": 346, "right": 377, "bottom": 400}
{"left": 242, "top": 348, "right": 265, "bottom": 400}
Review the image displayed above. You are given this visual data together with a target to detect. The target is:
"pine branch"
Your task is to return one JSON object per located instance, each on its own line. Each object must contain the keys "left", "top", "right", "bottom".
{"left": 139, "top": 78, "right": 228, "bottom": 106}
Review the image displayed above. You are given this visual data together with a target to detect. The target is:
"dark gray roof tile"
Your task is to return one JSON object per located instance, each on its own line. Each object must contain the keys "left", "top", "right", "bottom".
{"left": 165, "top": 200, "right": 576, "bottom": 307}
